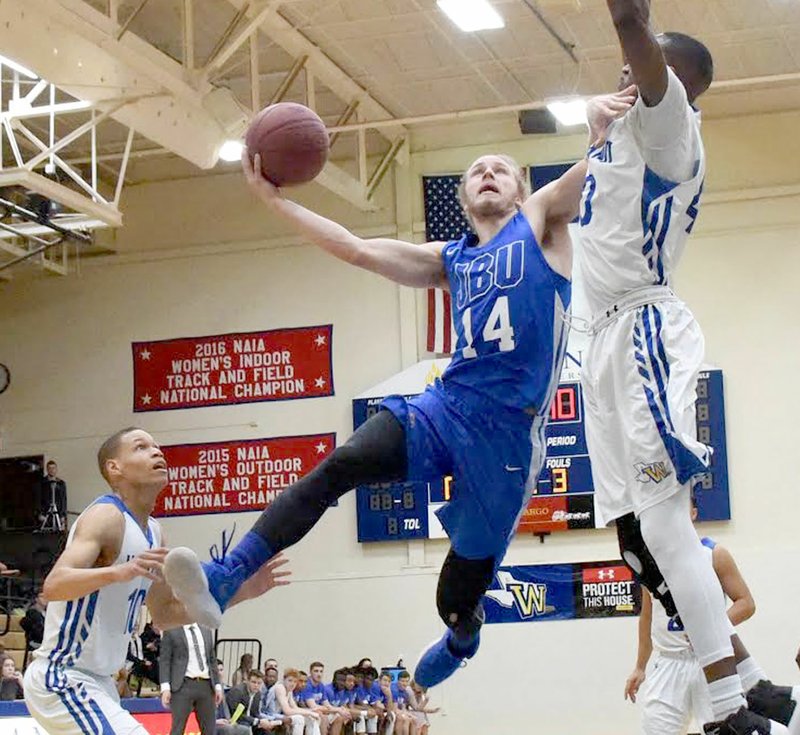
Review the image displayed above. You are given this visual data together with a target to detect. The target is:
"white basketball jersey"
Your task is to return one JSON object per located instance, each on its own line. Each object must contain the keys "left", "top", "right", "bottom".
{"left": 651, "top": 538, "right": 718, "bottom": 653}
{"left": 578, "top": 73, "right": 706, "bottom": 316}
{"left": 36, "top": 494, "right": 161, "bottom": 678}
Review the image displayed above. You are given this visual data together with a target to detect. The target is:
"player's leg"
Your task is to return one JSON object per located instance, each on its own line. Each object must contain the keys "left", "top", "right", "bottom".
{"left": 639, "top": 493, "right": 742, "bottom": 717}
{"left": 414, "top": 548, "right": 495, "bottom": 688}
{"left": 24, "top": 661, "right": 149, "bottom": 735}
{"left": 690, "top": 658, "right": 716, "bottom": 734}
{"left": 619, "top": 303, "right": 755, "bottom": 724}
{"left": 305, "top": 714, "right": 322, "bottom": 735}
{"left": 396, "top": 712, "right": 411, "bottom": 735}
{"left": 642, "top": 687, "right": 691, "bottom": 735}
{"left": 640, "top": 655, "right": 691, "bottom": 735}
{"left": 165, "top": 408, "right": 410, "bottom": 625}
{"left": 617, "top": 513, "right": 680, "bottom": 618}
{"left": 289, "top": 714, "right": 305, "bottom": 735}
{"left": 729, "top": 634, "right": 768, "bottom": 693}
{"left": 416, "top": 408, "right": 536, "bottom": 688}
{"left": 329, "top": 712, "right": 344, "bottom": 735}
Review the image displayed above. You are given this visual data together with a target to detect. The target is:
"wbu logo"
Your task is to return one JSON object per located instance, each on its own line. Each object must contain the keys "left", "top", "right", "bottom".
{"left": 635, "top": 461, "right": 672, "bottom": 484}
{"left": 485, "top": 571, "right": 553, "bottom": 620}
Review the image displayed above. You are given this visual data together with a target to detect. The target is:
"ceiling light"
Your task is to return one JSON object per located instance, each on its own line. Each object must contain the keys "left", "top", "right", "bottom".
{"left": 546, "top": 99, "right": 588, "bottom": 127}
{"left": 0, "top": 54, "right": 38, "bottom": 80}
{"left": 218, "top": 139, "right": 244, "bottom": 163}
{"left": 437, "top": 0, "right": 504, "bottom": 32}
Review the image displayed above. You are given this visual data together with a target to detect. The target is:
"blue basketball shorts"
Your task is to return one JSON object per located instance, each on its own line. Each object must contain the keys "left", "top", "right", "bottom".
{"left": 381, "top": 382, "right": 545, "bottom": 560}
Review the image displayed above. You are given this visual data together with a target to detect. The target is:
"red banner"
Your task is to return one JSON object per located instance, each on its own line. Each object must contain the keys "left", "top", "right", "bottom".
{"left": 133, "top": 713, "right": 198, "bottom": 735}
{"left": 154, "top": 434, "right": 336, "bottom": 517}
{"left": 132, "top": 326, "right": 333, "bottom": 412}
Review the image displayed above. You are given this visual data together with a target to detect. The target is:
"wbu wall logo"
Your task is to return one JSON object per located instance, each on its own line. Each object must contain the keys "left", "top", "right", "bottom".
{"left": 635, "top": 460, "right": 672, "bottom": 484}
{"left": 485, "top": 571, "right": 554, "bottom": 619}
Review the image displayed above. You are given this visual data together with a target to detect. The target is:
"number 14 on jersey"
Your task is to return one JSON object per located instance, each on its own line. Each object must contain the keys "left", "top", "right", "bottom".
{"left": 461, "top": 296, "right": 515, "bottom": 357}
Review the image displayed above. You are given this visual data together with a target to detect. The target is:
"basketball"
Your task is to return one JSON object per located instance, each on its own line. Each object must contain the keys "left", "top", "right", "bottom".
{"left": 245, "top": 102, "right": 329, "bottom": 187}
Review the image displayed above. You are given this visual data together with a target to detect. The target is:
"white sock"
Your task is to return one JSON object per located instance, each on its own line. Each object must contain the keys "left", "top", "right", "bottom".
{"left": 708, "top": 675, "right": 747, "bottom": 720}
{"left": 737, "top": 656, "right": 768, "bottom": 693}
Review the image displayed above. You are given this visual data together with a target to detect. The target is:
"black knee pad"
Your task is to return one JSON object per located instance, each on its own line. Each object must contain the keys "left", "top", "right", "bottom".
{"left": 437, "top": 596, "right": 485, "bottom": 641}
{"left": 616, "top": 513, "right": 678, "bottom": 617}
{"left": 436, "top": 552, "right": 494, "bottom": 642}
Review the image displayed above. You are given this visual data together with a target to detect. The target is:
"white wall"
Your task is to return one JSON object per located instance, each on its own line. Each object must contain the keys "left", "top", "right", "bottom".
{"left": 1, "top": 110, "right": 800, "bottom": 734}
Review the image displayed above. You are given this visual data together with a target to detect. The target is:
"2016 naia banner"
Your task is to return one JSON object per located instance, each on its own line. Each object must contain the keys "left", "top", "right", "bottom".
{"left": 132, "top": 325, "right": 333, "bottom": 412}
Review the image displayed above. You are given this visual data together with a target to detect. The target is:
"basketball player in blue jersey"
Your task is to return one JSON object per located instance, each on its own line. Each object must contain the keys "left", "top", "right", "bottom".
{"left": 24, "top": 427, "right": 289, "bottom": 735}
{"left": 580, "top": 2, "right": 794, "bottom": 733}
{"left": 162, "top": 98, "right": 635, "bottom": 689}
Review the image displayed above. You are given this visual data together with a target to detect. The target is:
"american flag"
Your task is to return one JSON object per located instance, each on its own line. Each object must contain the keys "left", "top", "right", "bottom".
{"left": 422, "top": 174, "right": 469, "bottom": 354}
{"left": 422, "top": 163, "right": 578, "bottom": 355}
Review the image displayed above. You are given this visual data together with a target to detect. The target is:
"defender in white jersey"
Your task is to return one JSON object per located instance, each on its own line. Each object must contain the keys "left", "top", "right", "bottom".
{"left": 581, "top": 3, "right": 789, "bottom": 733}
{"left": 624, "top": 497, "right": 769, "bottom": 735}
{"left": 24, "top": 427, "right": 290, "bottom": 735}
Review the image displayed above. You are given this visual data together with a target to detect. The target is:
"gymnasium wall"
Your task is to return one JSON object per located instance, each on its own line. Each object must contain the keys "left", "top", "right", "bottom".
{"left": 1, "top": 108, "right": 799, "bottom": 734}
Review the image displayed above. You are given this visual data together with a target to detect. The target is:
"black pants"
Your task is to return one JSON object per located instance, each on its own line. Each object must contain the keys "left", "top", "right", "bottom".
{"left": 169, "top": 678, "right": 217, "bottom": 735}
{"left": 251, "top": 409, "right": 496, "bottom": 632}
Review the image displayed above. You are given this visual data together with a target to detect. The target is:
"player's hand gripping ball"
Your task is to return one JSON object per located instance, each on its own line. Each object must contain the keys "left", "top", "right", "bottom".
{"left": 245, "top": 102, "right": 329, "bottom": 187}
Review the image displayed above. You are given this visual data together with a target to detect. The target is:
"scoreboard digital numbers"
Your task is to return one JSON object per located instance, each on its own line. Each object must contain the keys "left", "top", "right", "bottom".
{"left": 354, "top": 369, "right": 730, "bottom": 542}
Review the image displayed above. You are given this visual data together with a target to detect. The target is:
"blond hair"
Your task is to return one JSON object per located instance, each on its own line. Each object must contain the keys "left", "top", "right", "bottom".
{"left": 457, "top": 154, "right": 529, "bottom": 211}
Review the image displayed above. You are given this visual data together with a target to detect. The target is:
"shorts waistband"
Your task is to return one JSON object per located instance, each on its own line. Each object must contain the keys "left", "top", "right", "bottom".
{"left": 590, "top": 286, "right": 677, "bottom": 334}
{"left": 656, "top": 648, "right": 696, "bottom": 660}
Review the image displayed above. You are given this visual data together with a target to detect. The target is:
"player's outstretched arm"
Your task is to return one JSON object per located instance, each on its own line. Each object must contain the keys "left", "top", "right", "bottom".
{"left": 606, "top": 0, "right": 667, "bottom": 106}
{"left": 524, "top": 158, "right": 588, "bottom": 231}
{"left": 624, "top": 589, "right": 653, "bottom": 702}
{"left": 524, "top": 87, "right": 636, "bottom": 229}
{"left": 42, "top": 504, "right": 167, "bottom": 601}
{"left": 713, "top": 545, "right": 756, "bottom": 626}
{"left": 243, "top": 151, "right": 448, "bottom": 289}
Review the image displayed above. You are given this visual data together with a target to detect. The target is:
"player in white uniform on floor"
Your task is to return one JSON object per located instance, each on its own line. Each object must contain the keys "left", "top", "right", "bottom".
{"left": 624, "top": 496, "right": 770, "bottom": 734}
{"left": 581, "top": 2, "right": 793, "bottom": 733}
{"left": 24, "top": 427, "right": 289, "bottom": 735}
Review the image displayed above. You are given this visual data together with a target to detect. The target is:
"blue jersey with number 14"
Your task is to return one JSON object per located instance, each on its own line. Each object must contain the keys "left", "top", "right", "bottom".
{"left": 441, "top": 210, "right": 571, "bottom": 417}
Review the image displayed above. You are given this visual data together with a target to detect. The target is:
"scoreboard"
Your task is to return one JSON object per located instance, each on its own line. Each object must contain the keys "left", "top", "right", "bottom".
{"left": 354, "top": 368, "right": 730, "bottom": 542}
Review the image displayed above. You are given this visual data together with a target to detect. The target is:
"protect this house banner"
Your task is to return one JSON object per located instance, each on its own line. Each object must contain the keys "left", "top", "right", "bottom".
{"left": 484, "top": 561, "right": 641, "bottom": 624}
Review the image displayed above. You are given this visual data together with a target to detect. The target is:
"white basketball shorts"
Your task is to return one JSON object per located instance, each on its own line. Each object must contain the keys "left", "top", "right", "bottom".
{"left": 641, "top": 651, "right": 713, "bottom": 734}
{"left": 582, "top": 289, "right": 711, "bottom": 526}
{"left": 24, "top": 657, "right": 147, "bottom": 735}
